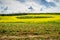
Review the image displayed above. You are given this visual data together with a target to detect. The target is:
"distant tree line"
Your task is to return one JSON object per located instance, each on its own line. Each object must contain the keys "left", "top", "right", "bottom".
{"left": 0, "top": 13, "right": 60, "bottom": 16}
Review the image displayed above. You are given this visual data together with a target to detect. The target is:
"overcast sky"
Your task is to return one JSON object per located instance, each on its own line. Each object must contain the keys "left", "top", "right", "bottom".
{"left": 0, "top": 0, "right": 60, "bottom": 14}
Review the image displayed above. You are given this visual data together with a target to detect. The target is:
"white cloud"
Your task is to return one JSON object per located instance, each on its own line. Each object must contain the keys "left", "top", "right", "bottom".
{"left": 0, "top": 0, "right": 60, "bottom": 14}
{"left": 46, "top": 0, "right": 54, "bottom": 2}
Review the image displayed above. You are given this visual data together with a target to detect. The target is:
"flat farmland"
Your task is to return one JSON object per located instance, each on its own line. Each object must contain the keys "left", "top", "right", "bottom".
{"left": 0, "top": 14, "right": 60, "bottom": 40}
{"left": 0, "top": 14, "right": 60, "bottom": 23}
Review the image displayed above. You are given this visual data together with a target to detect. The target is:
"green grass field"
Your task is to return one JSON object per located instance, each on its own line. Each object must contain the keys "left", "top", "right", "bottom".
{"left": 0, "top": 14, "right": 60, "bottom": 40}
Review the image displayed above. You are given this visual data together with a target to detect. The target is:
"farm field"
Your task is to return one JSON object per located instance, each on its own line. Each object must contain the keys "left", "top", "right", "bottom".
{"left": 0, "top": 14, "right": 60, "bottom": 23}
{"left": 0, "top": 14, "right": 60, "bottom": 40}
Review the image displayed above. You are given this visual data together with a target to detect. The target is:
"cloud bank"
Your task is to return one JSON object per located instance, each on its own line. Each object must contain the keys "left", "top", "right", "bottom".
{"left": 0, "top": 0, "right": 60, "bottom": 14}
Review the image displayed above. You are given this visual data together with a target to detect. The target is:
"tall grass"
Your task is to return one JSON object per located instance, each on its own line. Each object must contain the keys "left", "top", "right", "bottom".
{"left": 0, "top": 21, "right": 60, "bottom": 36}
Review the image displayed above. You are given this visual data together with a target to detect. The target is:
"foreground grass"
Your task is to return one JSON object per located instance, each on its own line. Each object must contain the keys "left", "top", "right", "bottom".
{"left": 0, "top": 22, "right": 60, "bottom": 40}
{"left": 0, "top": 21, "right": 60, "bottom": 35}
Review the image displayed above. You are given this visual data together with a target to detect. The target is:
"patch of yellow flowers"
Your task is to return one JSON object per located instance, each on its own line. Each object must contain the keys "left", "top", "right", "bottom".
{"left": 0, "top": 14, "right": 60, "bottom": 23}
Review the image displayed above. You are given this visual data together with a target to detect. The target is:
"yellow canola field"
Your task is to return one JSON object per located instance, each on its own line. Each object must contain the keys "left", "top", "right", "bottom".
{"left": 0, "top": 14, "right": 60, "bottom": 23}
